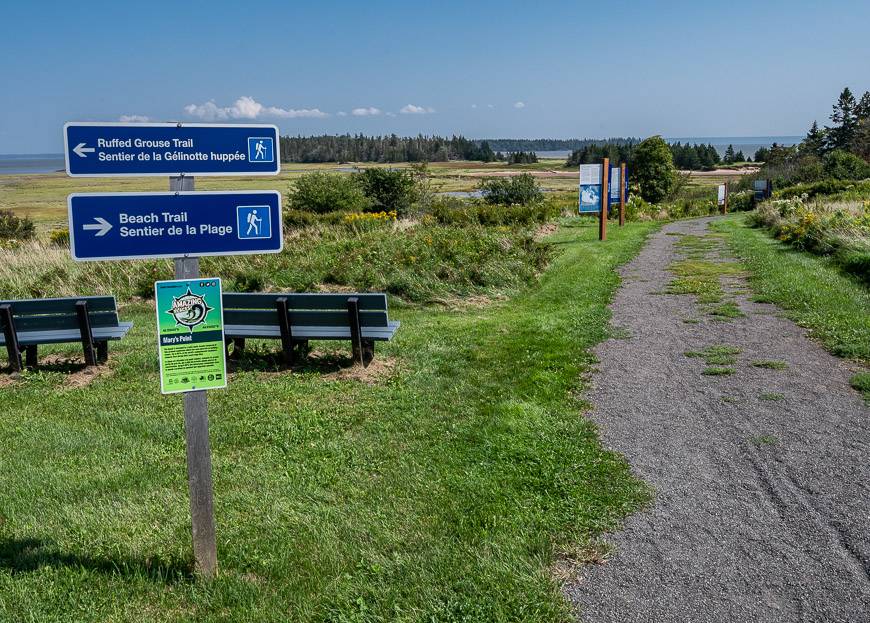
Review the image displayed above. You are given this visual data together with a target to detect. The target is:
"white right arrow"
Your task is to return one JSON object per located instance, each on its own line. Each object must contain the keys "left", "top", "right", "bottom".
{"left": 73, "top": 142, "right": 95, "bottom": 158}
{"left": 83, "top": 217, "right": 112, "bottom": 237}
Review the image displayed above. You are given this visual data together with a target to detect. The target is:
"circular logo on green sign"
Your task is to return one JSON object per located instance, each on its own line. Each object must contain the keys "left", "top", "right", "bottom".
{"left": 166, "top": 289, "right": 213, "bottom": 330}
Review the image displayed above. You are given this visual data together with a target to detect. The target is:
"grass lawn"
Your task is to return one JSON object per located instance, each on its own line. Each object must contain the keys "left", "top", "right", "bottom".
{"left": 712, "top": 215, "right": 870, "bottom": 363}
{"left": 0, "top": 219, "right": 657, "bottom": 622}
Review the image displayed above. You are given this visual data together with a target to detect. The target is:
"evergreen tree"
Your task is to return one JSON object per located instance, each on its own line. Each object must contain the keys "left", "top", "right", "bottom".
{"left": 723, "top": 144, "right": 736, "bottom": 164}
{"left": 734, "top": 150, "right": 745, "bottom": 162}
{"left": 801, "top": 121, "right": 826, "bottom": 157}
{"left": 827, "top": 87, "right": 859, "bottom": 150}
{"left": 856, "top": 91, "right": 870, "bottom": 121}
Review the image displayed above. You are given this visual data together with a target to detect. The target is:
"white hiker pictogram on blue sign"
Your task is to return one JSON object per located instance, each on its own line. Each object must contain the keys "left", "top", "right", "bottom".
{"left": 237, "top": 205, "right": 272, "bottom": 240}
{"left": 247, "top": 137, "right": 274, "bottom": 163}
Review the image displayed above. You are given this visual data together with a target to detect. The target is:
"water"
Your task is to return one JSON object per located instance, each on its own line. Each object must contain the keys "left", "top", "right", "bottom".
{"left": 0, "top": 153, "right": 65, "bottom": 175}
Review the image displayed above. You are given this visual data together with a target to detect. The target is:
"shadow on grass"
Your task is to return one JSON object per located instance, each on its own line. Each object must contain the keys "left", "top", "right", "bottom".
{"left": 0, "top": 538, "right": 194, "bottom": 583}
{"left": 227, "top": 345, "right": 358, "bottom": 375}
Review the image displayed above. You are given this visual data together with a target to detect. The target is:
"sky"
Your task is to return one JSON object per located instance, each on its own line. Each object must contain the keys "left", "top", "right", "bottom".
{"left": 1, "top": 0, "right": 869, "bottom": 154}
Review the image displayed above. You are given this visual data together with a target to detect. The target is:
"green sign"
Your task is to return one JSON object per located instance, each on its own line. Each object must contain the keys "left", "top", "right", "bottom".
{"left": 154, "top": 278, "right": 226, "bottom": 394}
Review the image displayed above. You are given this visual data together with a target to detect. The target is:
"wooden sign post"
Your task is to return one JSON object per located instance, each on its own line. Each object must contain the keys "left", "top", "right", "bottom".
{"left": 599, "top": 158, "right": 609, "bottom": 241}
{"left": 170, "top": 174, "right": 218, "bottom": 578}
{"left": 724, "top": 181, "right": 729, "bottom": 214}
{"left": 618, "top": 162, "right": 626, "bottom": 227}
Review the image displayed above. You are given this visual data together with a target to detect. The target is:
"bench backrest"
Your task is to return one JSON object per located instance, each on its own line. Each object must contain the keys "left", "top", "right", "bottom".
{"left": 223, "top": 293, "right": 389, "bottom": 328}
{"left": 0, "top": 296, "right": 121, "bottom": 332}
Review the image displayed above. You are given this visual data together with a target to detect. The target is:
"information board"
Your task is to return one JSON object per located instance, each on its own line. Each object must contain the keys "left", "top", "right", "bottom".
{"left": 717, "top": 184, "right": 727, "bottom": 206}
{"left": 155, "top": 278, "right": 226, "bottom": 394}
{"left": 579, "top": 164, "right": 603, "bottom": 213}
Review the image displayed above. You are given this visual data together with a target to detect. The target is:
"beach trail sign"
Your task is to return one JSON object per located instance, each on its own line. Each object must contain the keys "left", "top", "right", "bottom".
{"left": 67, "top": 190, "right": 282, "bottom": 261}
{"left": 63, "top": 122, "right": 280, "bottom": 176}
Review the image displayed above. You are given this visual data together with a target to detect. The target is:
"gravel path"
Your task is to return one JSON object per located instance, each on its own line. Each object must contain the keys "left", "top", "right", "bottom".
{"left": 564, "top": 217, "right": 870, "bottom": 622}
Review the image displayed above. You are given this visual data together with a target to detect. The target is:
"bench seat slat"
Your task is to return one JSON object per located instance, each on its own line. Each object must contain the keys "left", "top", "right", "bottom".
{"left": 223, "top": 292, "right": 387, "bottom": 311}
{"left": 0, "top": 296, "right": 118, "bottom": 315}
{"left": 225, "top": 321, "right": 399, "bottom": 342}
{"left": 224, "top": 309, "right": 389, "bottom": 328}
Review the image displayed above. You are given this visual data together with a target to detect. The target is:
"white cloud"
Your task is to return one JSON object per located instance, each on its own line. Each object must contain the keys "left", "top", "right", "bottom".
{"left": 513, "top": 101, "right": 526, "bottom": 109}
{"left": 471, "top": 104, "right": 478, "bottom": 109}
{"left": 184, "top": 96, "right": 328, "bottom": 120}
{"left": 351, "top": 107, "right": 382, "bottom": 116}
{"left": 337, "top": 111, "right": 348, "bottom": 116}
{"left": 487, "top": 104, "right": 494, "bottom": 109}
{"left": 385, "top": 112, "right": 397, "bottom": 117}
{"left": 119, "top": 114, "right": 149, "bottom": 122}
{"left": 399, "top": 104, "right": 435, "bottom": 115}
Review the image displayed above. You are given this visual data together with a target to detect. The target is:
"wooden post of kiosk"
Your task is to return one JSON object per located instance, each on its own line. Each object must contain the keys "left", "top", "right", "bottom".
{"left": 723, "top": 181, "right": 729, "bottom": 214}
{"left": 599, "top": 158, "right": 609, "bottom": 241}
{"left": 618, "top": 162, "right": 626, "bottom": 227}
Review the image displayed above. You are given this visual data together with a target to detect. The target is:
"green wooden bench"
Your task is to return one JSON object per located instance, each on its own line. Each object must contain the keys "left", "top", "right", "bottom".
{"left": 0, "top": 296, "right": 133, "bottom": 371}
{"left": 223, "top": 292, "right": 399, "bottom": 367}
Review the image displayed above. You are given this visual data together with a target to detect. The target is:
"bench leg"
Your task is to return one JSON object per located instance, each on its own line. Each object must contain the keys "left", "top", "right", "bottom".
{"left": 0, "top": 304, "right": 22, "bottom": 372}
{"left": 228, "top": 338, "right": 246, "bottom": 360}
{"left": 96, "top": 341, "right": 108, "bottom": 363}
{"left": 275, "top": 297, "right": 295, "bottom": 366}
{"left": 361, "top": 339, "right": 375, "bottom": 368}
{"left": 293, "top": 339, "right": 310, "bottom": 361}
{"left": 347, "top": 297, "right": 365, "bottom": 366}
{"left": 75, "top": 300, "right": 97, "bottom": 367}
{"left": 25, "top": 345, "right": 38, "bottom": 368}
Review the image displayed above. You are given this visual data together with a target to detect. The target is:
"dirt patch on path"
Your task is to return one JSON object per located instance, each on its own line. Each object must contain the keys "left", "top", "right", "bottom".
{"left": 563, "top": 217, "right": 870, "bottom": 622}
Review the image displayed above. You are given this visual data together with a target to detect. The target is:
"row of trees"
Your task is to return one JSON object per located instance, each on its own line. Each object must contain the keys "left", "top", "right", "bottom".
{"left": 279, "top": 134, "right": 499, "bottom": 163}
{"left": 566, "top": 140, "right": 734, "bottom": 172}
{"left": 486, "top": 138, "right": 638, "bottom": 152}
{"left": 754, "top": 87, "right": 870, "bottom": 186}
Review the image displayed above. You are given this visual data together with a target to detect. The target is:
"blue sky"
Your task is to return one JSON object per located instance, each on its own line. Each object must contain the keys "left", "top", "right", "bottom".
{"left": 1, "top": 0, "right": 868, "bottom": 153}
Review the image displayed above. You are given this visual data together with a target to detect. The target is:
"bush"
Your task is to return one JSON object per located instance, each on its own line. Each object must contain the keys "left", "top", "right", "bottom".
{"left": 356, "top": 168, "right": 418, "bottom": 217}
{"left": 0, "top": 209, "right": 35, "bottom": 241}
{"left": 283, "top": 208, "right": 319, "bottom": 228}
{"left": 478, "top": 173, "right": 543, "bottom": 206}
{"left": 633, "top": 136, "right": 676, "bottom": 203}
{"left": 49, "top": 228, "right": 70, "bottom": 247}
{"left": 624, "top": 195, "right": 657, "bottom": 221}
{"left": 823, "top": 150, "right": 870, "bottom": 180}
{"left": 430, "top": 196, "right": 558, "bottom": 227}
{"left": 728, "top": 190, "right": 755, "bottom": 212}
{"left": 290, "top": 172, "right": 371, "bottom": 214}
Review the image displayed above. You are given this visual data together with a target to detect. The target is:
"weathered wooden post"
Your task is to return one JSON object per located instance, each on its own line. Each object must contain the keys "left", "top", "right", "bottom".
{"left": 599, "top": 158, "right": 609, "bottom": 241}
{"left": 619, "top": 162, "right": 626, "bottom": 227}
{"left": 169, "top": 174, "right": 218, "bottom": 578}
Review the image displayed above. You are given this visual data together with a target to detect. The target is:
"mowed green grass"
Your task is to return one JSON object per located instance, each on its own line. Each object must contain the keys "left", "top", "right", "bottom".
{"left": 0, "top": 219, "right": 657, "bottom": 622}
{"left": 713, "top": 215, "right": 870, "bottom": 363}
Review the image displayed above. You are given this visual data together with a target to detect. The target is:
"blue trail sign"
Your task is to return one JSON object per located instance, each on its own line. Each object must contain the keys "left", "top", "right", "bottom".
{"left": 68, "top": 191, "right": 282, "bottom": 261}
{"left": 63, "top": 122, "right": 281, "bottom": 177}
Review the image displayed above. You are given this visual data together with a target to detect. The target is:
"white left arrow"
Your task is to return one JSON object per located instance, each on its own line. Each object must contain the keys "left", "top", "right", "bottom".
{"left": 82, "top": 217, "right": 112, "bottom": 237}
{"left": 73, "top": 142, "right": 95, "bottom": 158}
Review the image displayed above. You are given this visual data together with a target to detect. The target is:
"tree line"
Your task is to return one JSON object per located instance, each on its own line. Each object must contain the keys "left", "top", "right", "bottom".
{"left": 565, "top": 140, "right": 729, "bottom": 171}
{"left": 279, "top": 134, "right": 499, "bottom": 163}
{"left": 754, "top": 87, "right": 870, "bottom": 185}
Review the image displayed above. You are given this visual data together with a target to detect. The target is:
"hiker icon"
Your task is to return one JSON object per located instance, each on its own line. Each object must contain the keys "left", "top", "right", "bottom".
{"left": 246, "top": 209, "right": 262, "bottom": 236}
{"left": 237, "top": 205, "right": 272, "bottom": 240}
{"left": 247, "top": 137, "right": 274, "bottom": 163}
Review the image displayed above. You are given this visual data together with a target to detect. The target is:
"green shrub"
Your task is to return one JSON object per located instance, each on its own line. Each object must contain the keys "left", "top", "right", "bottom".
{"left": 290, "top": 172, "right": 371, "bottom": 214}
{"left": 0, "top": 209, "right": 35, "bottom": 241}
{"left": 478, "top": 173, "right": 543, "bottom": 206}
{"left": 283, "top": 208, "right": 318, "bottom": 228}
{"left": 823, "top": 150, "right": 870, "bottom": 181}
{"left": 430, "top": 196, "right": 558, "bottom": 227}
{"left": 634, "top": 136, "right": 676, "bottom": 203}
{"left": 728, "top": 190, "right": 755, "bottom": 212}
{"left": 356, "top": 168, "right": 418, "bottom": 217}
{"left": 49, "top": 228, "right": 70, "bottom": 247}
